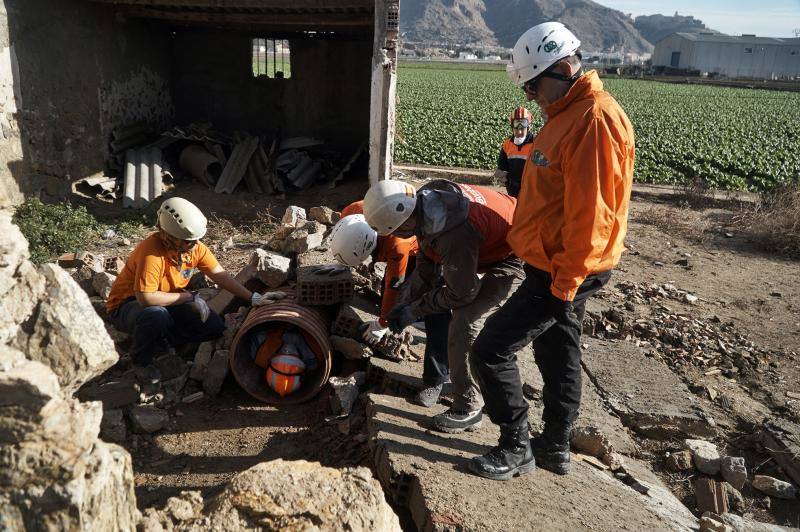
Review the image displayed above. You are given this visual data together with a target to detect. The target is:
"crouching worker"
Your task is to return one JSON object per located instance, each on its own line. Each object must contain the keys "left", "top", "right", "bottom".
{"left": 330, "top": 201, "right": 452, "bottom": 407}
{"left": 363, "top": 180, "right": 523, "bottom": 432}
{"left": 106, "top": 197, "right": 283, "bottom": 383}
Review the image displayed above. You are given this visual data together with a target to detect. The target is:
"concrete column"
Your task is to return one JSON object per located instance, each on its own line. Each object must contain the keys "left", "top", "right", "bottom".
{"left": 368, "top": 0, "right": 399, "bottom": 184}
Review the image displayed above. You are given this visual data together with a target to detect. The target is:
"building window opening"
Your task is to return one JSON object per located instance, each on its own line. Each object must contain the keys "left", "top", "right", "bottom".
{"left": 252, "top": 38, "right": 291, "bottom": 78}
{"left": 744, "top": 47, "right": 753, "bottom": 54}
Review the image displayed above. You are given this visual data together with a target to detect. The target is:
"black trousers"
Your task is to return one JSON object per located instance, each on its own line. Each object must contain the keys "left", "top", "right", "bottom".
{"left": 471, "top": 265, "right": 610, "bottom": 428}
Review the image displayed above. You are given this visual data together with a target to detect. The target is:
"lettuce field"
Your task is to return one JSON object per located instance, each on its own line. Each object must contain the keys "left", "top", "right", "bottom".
{"left": 394, "top": 62, "right": 800, "bottom": 191}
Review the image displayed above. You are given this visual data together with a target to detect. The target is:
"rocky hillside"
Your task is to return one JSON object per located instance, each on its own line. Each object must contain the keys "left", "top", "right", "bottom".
{"left": 400, "top": 0, "right": 718, "bottom": 53}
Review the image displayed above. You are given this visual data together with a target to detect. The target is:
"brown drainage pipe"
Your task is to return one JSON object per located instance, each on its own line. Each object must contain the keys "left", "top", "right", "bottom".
{"left": 229, "top": 300, "right": 332, "bottom": 405}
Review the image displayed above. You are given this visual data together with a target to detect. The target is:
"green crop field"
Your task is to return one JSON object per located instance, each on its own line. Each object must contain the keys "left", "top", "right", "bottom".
{"left": 394, "top": 62, "right": 800, "bottom": 191}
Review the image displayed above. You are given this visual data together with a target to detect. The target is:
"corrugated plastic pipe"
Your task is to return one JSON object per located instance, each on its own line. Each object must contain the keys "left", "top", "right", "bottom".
{"left": 229, "top": 300, "right": 332, "bottom": 405}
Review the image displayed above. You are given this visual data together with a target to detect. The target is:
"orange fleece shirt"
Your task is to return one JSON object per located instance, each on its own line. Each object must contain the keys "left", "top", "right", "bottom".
{"left": 507, "top": 70, "right": 635, "bottom": 301}
{"left": 106, "top": 233, "right": 220, "bottom": 312}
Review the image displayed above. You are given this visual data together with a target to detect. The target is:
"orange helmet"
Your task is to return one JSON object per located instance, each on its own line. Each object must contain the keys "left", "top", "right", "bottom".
{"left": 509, "top": 107, "right": 533, "bottom": 128}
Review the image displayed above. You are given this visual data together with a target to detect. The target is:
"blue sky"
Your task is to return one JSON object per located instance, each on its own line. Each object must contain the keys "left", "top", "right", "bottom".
{"left": 597, "top": 0, "right": 800, "bottom": 37}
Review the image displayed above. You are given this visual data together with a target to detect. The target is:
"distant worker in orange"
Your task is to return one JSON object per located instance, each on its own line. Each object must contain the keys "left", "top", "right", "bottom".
{"left": 331, "top": 201, "right": 451, "bottom": 407}
{"left": 468, "top": 21, "right": 635, "bottom": 481}
{"left": 495, "top": 106, "right": 535, "bottom": 198}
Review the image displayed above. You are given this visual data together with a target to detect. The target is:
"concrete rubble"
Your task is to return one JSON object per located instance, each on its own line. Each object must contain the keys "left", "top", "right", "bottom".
{"left": 751, "top": 475, "right": 798, "bottom": 500}
{"left": 721, "top": 456, "right": 748, "bottom": 490}
{"left": 329, "top": 372, "right": 366, "bottom": 416}
{"left": 685, "top": 439, "right": 722, "bottom": 475}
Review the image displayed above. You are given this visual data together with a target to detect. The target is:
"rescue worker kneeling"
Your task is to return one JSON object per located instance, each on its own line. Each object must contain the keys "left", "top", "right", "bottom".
{"left": 106, "top": 197, "right": 284, "bottom": 384}
{"left": 363, "top": 179, "right": 523, "bottom": 433}
{"left": 329, "top": 201, "right": 451, "bottom": 407}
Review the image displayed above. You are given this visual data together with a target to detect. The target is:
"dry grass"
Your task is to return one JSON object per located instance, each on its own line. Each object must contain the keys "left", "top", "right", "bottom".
{"left": 633, "top": 204, "right": 711, "bottom": 243}
{"left": 737, "top": 183, "right": 800, "bottom": 258}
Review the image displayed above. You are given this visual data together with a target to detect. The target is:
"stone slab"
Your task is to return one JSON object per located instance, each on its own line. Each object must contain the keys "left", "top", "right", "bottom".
{"left": 581, "top": 338, "right": 716, "bottom": 439}
{"left": 761, "top": 418, "right": 800, "bottom": 487}
{"left": 366, "top": 392, "right": 697, "bottom": 532}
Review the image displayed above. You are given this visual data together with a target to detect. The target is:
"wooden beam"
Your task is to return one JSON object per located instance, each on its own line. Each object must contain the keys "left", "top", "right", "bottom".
{"left": 89, "top": 0, "right": 374, "bottom": 11}
{"left": 122, "top": 7, "right": 374, "bottom": 27}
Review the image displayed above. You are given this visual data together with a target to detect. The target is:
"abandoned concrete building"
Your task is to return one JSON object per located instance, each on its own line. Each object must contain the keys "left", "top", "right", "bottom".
{"left": 0, "top": 0, "right": 399, "bottom": 207}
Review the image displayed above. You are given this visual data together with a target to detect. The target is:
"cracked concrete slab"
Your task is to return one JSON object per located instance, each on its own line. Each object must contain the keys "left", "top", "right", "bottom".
{"left": 581, "top": 338, "right": 717, "bottom": 439}
{"left": 366, "top": 392, "right": 697, "bottom": 532}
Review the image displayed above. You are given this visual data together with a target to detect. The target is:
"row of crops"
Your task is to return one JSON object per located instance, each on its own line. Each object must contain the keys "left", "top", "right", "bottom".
{"left": 393, "top": 62, "right": 800, "bottom": 191}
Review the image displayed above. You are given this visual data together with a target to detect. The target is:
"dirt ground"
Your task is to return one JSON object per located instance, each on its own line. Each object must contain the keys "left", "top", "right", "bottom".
{"left": 76, "top": 173, "right": 800, "bottom": 528}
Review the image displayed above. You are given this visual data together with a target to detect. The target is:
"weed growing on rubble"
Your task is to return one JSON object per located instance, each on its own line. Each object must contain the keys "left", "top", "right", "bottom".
{"left": 14, "top": 198, "right": 102, "bottom": 264}
{"left": 738, "top": 182, "right": 800, "bottom": 258}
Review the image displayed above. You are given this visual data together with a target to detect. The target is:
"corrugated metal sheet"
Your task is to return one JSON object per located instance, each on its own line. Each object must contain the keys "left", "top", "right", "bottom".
{"left": 214, "top": 136, "right": 258, "bottom": 194}
{"left": 669, "top": 33, "right": 797, "bottom": 46}
{"left": 123, "top": 147, "right": 164, "bottom": 208}
{"left": 87, "top": 0, "right": 373, "bottom": 15}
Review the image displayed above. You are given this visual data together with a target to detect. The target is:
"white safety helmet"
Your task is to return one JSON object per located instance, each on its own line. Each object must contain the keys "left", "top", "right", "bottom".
{"left": 506, "top": 22, "right": 581, "bottom": 87}
{"left": 362, "top": 180, "right": 417, "bottom": 236}
{"left": 329, "top": 214, "right": 378, "bottom": 267}
{"left": 157, "top": 197, "right": 207, "bottom": 240}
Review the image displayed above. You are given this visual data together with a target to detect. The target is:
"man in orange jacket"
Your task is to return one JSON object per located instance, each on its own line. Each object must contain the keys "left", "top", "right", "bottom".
{"left": 332, "top": 201, "right": 451, "bottom": 406}
{"left": 468, "top": 22, "right": 635, "bottom": 481}
{"left": 495, "top": 106, "right": 535, "bottom": 197}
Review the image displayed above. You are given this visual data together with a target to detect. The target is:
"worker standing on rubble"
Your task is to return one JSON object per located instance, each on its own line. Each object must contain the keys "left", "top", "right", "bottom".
{"left": 363, "top": 179, "right": 522, "bottom": 433}
{"left": 107, "top": 197, "right": 283, "bottom": 384}
{"left": 330, "top": 201, "right": 451, "bottom": 407}
{"left": 495, "top": 106, "right": 535, "bottom": 198}
{"left": 467, "top": 22, "right": 635, "bottom": 481}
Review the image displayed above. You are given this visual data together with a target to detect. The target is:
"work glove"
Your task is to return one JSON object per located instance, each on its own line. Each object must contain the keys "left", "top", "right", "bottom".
{"left": 251, "top": 291, "right": 287, "bottom": 307}
{"left": 360, "top": 320, "right": 388, "bottom": 346}
{"left": 386, "top": 303, "right": 418, "bottom": 334}
{"left": 191, "top": 294, "right": 210, "bottom": 323}
{"left": 545, "top": 292, "right": 580, "bottom": 331}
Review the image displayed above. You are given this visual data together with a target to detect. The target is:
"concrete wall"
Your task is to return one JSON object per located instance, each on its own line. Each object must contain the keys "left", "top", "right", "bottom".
{"left": 0, "top": 0, "right": 173, "bottom": 207}
{"left": 172, "top": 30, "right": 372, "bottom": 153}
{"left": 653, "top": 35, "right": 800, "bottom": 78}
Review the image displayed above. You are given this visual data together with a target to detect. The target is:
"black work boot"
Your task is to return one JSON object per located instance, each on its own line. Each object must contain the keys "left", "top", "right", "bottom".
{"left": 530, "top": 422, "right": 572, "bottom": 475}
{"left": 468, "top": 423, "right": 535, "bottom": 481}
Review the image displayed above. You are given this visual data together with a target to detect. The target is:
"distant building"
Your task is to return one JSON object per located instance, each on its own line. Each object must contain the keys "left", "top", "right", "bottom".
{"left": 458, "top": 51, "right": 477, "bottom": 60}
{"left": 652, "top": 33, "right": 800, "bottom": 79}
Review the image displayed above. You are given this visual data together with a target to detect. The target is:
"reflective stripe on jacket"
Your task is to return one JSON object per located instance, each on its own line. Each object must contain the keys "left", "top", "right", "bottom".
{"left": 498, "top": 136, "right": 535, "bottom": 198}
{"left": 507, "top": 70, "right": 635, "bottom": 302}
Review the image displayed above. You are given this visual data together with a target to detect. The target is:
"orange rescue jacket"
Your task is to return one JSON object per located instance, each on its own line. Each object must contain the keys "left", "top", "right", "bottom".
{"left": 507, "top": 70, "right": 635, "bottom": 301}
{"left": 341, "top": 201, "right": 419, "bottom": 326}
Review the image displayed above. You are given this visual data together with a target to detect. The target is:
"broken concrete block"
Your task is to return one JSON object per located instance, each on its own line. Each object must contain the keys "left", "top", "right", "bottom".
{"left": 571, "top": 426, "right": 614, "bottom": 458}
{"left": 250, "top": 249, "right": 292, "bottom": 288}
{"left": 667, "top": 450, "right": 695, "bottom": 472}
{"left": 303, "top": 220, "right": 327, "bottom": 235}
{"left": 100, "top": 408, "right": 127, "bottom": 443}
{"left": 329, "top": 372, "right": 366, "bottom": 416}
{"left": 751, "top": 475, "right": 797, "bottom": 499}
{"left": 203, "top": 350, "right": 229, "bottom": 397}
{"left": 104, "top": 256, "right": 126, "bottom": 275}
{"left": 330, "top": 335, "right": 373, "bottom": 361}
{"left": 129, "top": 405, "right": 169, "bottom": 433}
{"left": 91, "top": 271, "right": 116, "bottom": 300}
{"left": 190, "top": 341, "right": 214, "bottom": 381}
{"left": 297, "top": 246, "right": 338, "bottom": 269}
{"left": 684, "top": 439, "right": 721, "bottom": 475}
{"left": 720, "top": 456, "right": 747, "bottom": 490}
{"left": 281, "top": 205, "right": 306, "bottom": 227}
{"left": 309, "top": 206, "right": 339, "bottom": 225}
{"left": 284, "top": 228, "right": 324, "bottom": 254}
{"left": 296, "top": 265, "right": 354, "bottom": 306}
{"left": 331, "top": 295, "right": 380, "bottom": 339}
{"left": 692, "top": 477, "right": 729, "bottom": 514}
{"left": 699, "top": 515, "right": 734, "bottom": 532}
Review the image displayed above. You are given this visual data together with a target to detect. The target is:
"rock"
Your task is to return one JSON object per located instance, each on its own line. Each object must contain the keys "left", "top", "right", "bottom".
{"left": 717, "top": 512, "right": 797, "bottom": 532}
{"left": 721, "top": 482, "right": 744, "bottom": 511}
{"left": 129, "top": 405, "right": 169, "bottom": 433}
{"left": 190, "top": 341, "right": 214, "bottom": 381}
{"left": 272, "top": 223, "right": 296, "bottom": 240}
{"left": 267, "top": 238, "right": 286, "bottom": 252}
{"left": 203, "top": 460, "right": 401, "bottom": 531}
{"left": 13, "top": 264, "right": 118, "bottom": 393}
{"left": 100, "top": 408, "right": 127, "bottom": 443}
{"left": 685, "top": 293, "right": 699, "bottom": 304}
{"left": 751, "top": 475, "right": 798, "bottom": 499}
{"left": 684, "top": 439, "right": 721, "bottom": 475}
{"left": 75, "top": 264, "right": 97, "bottom": 296}
{"left": 220, "top": 312, "right": 246, "bottom": 349}
{"left": 692, "top": 476, "right": 728, "bottom": 514}
{"left": 249, "top": 249, "right": 292, "bottom": 288}
{"left": 309, "top": 205, "right": 339, "bottom": 225}
{"left": 330, "top": 335, "right": 373, "bottom": 360}
{"left": 0, "top": 260, "right": 45, "bottom": 345}
{"left": 699, "top": 515, "right": 734, "bottom": 532}
{"left": 330, "top": 372, "right": 366, "bottom": 416}
{"left": 164, "top": 491, "right": 203, "bottom": 521}
{"left": 284, "top": 228, "right": 325, "bottom": 254}
{"left": 667, "top": 450, "right": 695, "bottom": 472}
{"left": 303, "top": 220, "right": 327, "bottom": 235}
{"left": 571, "top": 426, "right": 614, "bottom": 458}
{"left": 720, "top": 456, "right": 747, "bottom": 490}
{"left": 602, "top": 452, "right": 625, "bottom": 471}
{"left": 203, "top": 350, "right": 229, "bottom": 397}
{"left": 0, "top": 347, "right": 137, "bottom": 530}
{"left": 91, "top": 271, "right": 116, "bottom": 299}
{"left": 281, "top": 205, "right": 306, "bottom": 227}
